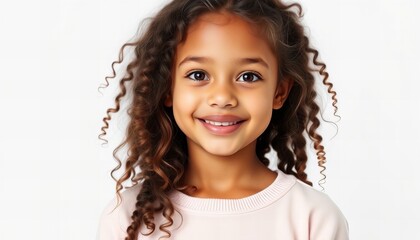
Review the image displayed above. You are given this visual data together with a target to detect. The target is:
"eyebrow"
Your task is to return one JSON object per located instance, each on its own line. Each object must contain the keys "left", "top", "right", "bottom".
{"left": 177, "top": 56, "right": 269, "bottom": 69}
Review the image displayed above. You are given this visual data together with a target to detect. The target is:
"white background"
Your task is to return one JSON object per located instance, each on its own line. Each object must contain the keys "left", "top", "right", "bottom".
{"left": 0, "top": 0, "right": 419, "bottom": 239}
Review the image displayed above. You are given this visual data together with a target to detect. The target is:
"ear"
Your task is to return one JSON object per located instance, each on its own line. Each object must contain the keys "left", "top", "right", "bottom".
{"left": 273, "top": 77, "right": 294, "bottom": 110}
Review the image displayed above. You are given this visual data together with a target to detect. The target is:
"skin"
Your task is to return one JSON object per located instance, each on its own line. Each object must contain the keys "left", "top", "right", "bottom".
{"left": 166, "top": 12, "right": 293, "bottom": 199}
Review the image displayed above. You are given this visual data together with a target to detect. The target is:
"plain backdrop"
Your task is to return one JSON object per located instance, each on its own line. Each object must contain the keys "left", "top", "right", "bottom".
{"left": 0, "top": 0, "right": 419, "bottom": 239}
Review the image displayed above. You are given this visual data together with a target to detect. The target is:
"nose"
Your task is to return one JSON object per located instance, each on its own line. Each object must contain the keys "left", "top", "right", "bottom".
{"left": 206, "top": 82, "right": 238, "bottom": 108}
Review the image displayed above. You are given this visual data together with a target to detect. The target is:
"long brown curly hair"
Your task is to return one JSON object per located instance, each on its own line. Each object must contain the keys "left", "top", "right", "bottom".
{"left": 98, "top": 0, "right": 339, "bottom": 239}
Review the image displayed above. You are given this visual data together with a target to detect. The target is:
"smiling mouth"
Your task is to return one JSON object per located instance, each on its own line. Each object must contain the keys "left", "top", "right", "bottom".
{"left": 198, "top": 119, "right": 245, "bottom": 126}
{"left": 197, "top": 117, "right": 245, "bottom": 135}
{"left": 203, "top": 120, "right": 239, "bottom": 126}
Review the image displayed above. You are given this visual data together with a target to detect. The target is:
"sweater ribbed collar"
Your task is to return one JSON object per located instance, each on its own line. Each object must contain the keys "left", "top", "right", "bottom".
{"left": 169, "top": 169, "right": 296, "bottom": 214}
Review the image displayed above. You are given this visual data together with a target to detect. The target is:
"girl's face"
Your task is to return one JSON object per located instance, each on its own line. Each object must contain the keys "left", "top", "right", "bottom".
{"left": 167, "top": 12, "right": 291, "bottom": 157}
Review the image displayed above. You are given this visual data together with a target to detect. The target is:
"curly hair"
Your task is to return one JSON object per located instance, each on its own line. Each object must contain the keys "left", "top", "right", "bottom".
{"left": 98, "top": 0, "right": 339, "bottom": 239}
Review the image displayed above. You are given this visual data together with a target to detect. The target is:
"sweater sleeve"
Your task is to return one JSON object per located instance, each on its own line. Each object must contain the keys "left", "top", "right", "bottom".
{"left": 309, "top": 194, "right": 350, "bottom": 240}
{"left": 96, "top": 185, "right": 141, "bottom": 240}
{"left": 96, "top": 196, "right": 128, "bottom": 240}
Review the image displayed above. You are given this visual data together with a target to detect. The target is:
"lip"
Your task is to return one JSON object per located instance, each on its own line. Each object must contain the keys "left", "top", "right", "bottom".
{"left": 197, "top": 115, "right": 245, "bottom": 135}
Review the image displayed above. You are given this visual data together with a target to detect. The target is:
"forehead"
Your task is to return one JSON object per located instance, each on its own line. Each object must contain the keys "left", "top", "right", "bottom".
{"left": 175, "top": 12, "right": 276, "bottom": 66}
{"left": 188, "top": 11, "right": 260, "bottom": 37}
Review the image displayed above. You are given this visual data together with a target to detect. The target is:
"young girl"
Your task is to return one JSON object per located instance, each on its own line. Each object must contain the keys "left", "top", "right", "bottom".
{"left": 97, "top": 0, "right": 349, "bottom": 239}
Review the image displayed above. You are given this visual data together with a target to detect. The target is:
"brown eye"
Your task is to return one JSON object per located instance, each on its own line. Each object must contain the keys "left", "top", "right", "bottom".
{"left": 186, "top": 71, "right": 209, "bottom": 81}
{"left": 237, "top": 72, "right": 261, "bottom": 82}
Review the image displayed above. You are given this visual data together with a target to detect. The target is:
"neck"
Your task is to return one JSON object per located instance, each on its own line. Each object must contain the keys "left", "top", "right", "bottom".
{"left": 181, "top": 140, "right": 276, "bottom": 198}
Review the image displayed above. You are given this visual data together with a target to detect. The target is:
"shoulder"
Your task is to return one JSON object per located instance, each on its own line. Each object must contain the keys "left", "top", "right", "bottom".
{"left": 96, "top": 184, "right": 141, "bottom": 240}
{"left": 290, "top": 179, "right": 341, "bottom": 209}
{"left": 284, "top": 177, "right": 350, "bottom": 239}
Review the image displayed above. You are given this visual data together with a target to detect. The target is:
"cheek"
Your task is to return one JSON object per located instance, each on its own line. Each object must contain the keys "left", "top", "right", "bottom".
{"left": 244, "top": 91, "right": 274, "bottom": 119}
{"left": 173, "top": 87, "right": 197, "bottom": 110}
{"left": 256, "top": 102, "right": 273, "bottom": 126}
{"left": 242, "top": 91, "right": 274, "bottom": 135}
{"left": 172, "top": 86, "right": 200, "bottom": 127}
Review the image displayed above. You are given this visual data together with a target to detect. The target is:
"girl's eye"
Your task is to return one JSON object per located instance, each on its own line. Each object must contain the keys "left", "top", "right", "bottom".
{"left": 237, "top": 72, "right": 262, "bottom": 82}
{"left": 186, "top": 71, "right": 209, "bottom": 81}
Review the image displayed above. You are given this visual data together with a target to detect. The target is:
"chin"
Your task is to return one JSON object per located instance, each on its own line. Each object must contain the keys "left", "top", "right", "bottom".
{"left": 202, "top": 145, "right": 241, "bottom": 157}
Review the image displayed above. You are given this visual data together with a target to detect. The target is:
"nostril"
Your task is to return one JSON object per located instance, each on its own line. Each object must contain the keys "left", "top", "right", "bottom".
{"left": 208, "top": 99, "right": 237, "bottom": 108}
{"left": 206, "top": 90, "right": 238, "bottom": 108}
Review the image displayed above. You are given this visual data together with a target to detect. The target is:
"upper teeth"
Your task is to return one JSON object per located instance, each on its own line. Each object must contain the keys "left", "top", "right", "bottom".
{"left": 204, "top": 120, "right": 238, "bottom": 126}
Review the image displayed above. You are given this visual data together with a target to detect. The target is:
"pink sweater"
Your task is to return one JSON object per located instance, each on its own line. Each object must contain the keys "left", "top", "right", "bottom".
{"left": 97, "top": 169, "right": 349, "bottom": 239}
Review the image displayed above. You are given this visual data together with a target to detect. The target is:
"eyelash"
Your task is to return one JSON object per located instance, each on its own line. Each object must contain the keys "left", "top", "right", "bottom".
{"left": 237, "top": 71, "right": 262, "bottom": 82}
{"left": 185, "top": 71, "right": 209, "bottom": 81}
{"left": 185, "top": 70, "right": 262, "bottom": 82}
